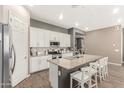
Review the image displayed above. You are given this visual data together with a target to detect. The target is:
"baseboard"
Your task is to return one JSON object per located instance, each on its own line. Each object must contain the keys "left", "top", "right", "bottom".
{"left": 26, "top": 74, "right": 31, "bottom": 78}
{"left": 108, "top": 62, "right": 121, "bottom": 66}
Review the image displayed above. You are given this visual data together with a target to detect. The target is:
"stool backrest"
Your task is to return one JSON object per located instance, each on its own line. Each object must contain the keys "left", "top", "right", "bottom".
{"left": 89, "top": 61, "right": 98, "bottom": 72}
{"left": 81, "top": 67, "right": 90, "bottom": 80}
{"left": 103, "top": 57, "right": 108, "bottom": 65}
{"left": 99, "top": 57, "right": 108, "bottom": 66}
{"left": 99, "top": 58, "right": 105, "bottom": 66}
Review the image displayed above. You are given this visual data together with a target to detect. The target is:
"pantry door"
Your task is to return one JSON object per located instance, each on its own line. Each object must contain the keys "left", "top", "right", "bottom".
{"left": 9, "top": 12, "right": 29, "bottom": 87}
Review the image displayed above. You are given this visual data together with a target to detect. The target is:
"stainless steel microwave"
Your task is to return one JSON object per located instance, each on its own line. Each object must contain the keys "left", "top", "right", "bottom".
{"left": 50, "top": 41, "right": 60, "bottom": 47}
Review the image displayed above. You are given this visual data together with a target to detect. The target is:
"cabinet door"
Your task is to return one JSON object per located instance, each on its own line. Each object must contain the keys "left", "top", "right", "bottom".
{"left": 50, "top": 31, "right": 58, "bottom": 41}
{"left": 30, "top": 57, "right": 40, "bottom": 73}
{"left": 66, "top": 35, "right": 71, "bottom": 47}
{"left": 40, "top": 56, "right": 48, "bottom": 70}
{"left": 37, "top": 29, "right": 44, "bottom": 47}
{"left": 30, "top": 27, "right": 38, "bottom": 47}
{"left": 40, "top": 55, "right": 52, "bottom": 70}
{"left": 41, "top": 58, "right": 48, "bottom": 70}
{"left": 60, "top": 33, "right": 65, "bottom": 47}
{"left": 44, "top": 30, "right": 50, "bottom": 47}
{"left": 61, "top": 34, "right": 71, "bottom": 47}
{"left": 49, "top": 31, "right": 54, "bottom": 41}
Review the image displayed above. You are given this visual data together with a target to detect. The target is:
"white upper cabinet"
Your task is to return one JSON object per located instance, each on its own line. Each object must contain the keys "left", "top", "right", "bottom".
{"left": 49, "top": 31, "right": 58, "bottom": 41}
{"left": 30, "top": 27, "right": 38, "bottom": 47}
{"left": 37, "top": 29, "right": 44, "bottom": 47}
{"left": 44, "top": 30, "right": 50, "bottom": 47}
{"left": 30, "top": 27, "right": 45, "bottom": 47}
{"left": 59, "top": 33, "right": 65, "bottom": 47}
{"left": 30, "top": 27, "right": 71, "bottom": 47}
{"left": 66, "top": 34, "right": 71, "bottom": 47}
{"left": 60, "top": 33, "right": 71, "bottom": 47}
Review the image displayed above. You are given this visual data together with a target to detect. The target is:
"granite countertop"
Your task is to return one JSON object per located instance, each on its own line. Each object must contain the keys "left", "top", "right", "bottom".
{"left": 48, "top": 54, "right": 103, "bottom": 70}
{"left": 30, "top": 54, "right": 52, "bottom": 58}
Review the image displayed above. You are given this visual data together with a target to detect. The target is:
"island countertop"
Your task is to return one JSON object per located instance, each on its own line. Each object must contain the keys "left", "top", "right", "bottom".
{"left": 48, "top": 54, "right": 103, "bottom": 70}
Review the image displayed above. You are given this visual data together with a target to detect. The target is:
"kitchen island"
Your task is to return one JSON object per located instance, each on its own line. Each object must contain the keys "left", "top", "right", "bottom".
{"left": 48, "top": 54, "right": 103, "bottom": 88}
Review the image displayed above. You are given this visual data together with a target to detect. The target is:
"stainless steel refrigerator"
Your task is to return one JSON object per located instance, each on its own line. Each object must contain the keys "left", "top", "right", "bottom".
{"left": 0, "top": 23, "right": 11, "bottom": 88}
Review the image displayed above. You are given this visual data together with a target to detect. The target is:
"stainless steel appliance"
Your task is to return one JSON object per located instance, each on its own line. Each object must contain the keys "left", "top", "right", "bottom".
{"left": 48, "top": 50, "right": 62, "bottom": 59}
{"left": 0, "top": 23, "right": 11, "bottom": 88}
{"left": 50, "top": 41, "right": 60, "bottom": 47}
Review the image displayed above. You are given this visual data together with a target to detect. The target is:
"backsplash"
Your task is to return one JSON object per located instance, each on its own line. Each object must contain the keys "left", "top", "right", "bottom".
{"left": 30, "top": 47, "right": 73, "bottom": 57}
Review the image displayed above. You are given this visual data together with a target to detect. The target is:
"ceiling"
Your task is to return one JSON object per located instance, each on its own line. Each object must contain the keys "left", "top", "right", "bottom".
{"left": 27, "top": 5, "right": 124, "bottom": 31}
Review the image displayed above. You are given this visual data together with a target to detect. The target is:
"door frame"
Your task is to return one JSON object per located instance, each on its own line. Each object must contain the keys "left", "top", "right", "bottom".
{"left": 121, "top": 27, "right": 124, "bottom": 64}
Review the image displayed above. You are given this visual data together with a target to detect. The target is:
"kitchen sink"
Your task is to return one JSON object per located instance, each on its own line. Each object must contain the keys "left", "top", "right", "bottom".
{"left": 63, "top": 55, "right": 84, "bottom": 60}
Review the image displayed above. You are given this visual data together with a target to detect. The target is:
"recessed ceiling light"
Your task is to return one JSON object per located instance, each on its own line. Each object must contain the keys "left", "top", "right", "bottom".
{"left": 85, "top": 27, "right": 89, "bottom": 31}
{"left": 113, "top": 8, "right": 119, "bottom": 14}
{"left": 59, "top": 13, "right": 63, "bottom": 20}
{"left": 117, "top": 18, "right": 122, "bottom": 23}
{"left": 75, "top": 22, "right": 79, "bottom": 27}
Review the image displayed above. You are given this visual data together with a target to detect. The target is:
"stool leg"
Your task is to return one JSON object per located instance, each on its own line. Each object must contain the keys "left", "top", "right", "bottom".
{"left": 81, "top": 82, "right": 84, "bottom": 88}
{"left": 99, "top": 69, "right": 102, "bottom": 83}
{"left": 106, "top": 66, "right": 108, "bottom": 77}
{"left": 103, "top": 67, "right": 106, "bottom": 80}
{"left": 89, "top": 78, "right": 92, "bottom": 88}
{"left": 95, "top": 73, "right": 98, "bottom": 88}
{"left": 70, "top": 77, "right": 73, "bottom": 88}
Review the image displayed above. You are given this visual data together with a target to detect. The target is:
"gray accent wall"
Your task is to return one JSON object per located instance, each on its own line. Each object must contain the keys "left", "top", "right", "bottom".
{"left": 30, "top": 19, "right": 68, "bottom": 34}
{"left": 85, "top": 26, "right": 122, "bottom": 64}
{"left": 123, "top": 28, "right": 124, "bottom": 62}
{"left": 0, "top": 6, "right": 3, "bottom": 23}
{"left": 68, "top": 28, "right": 86, "bottom": 55}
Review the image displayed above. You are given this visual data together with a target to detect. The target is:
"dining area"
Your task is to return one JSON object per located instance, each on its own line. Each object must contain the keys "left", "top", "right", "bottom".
{"left": 48, "top": 54, "right": 109, "bottom": 88}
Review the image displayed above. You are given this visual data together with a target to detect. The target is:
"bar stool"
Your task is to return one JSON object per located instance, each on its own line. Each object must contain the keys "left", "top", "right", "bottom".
{"left": 97, "top": 58, "right": 106, "bottom": 82}
{"left": 70, "top": 67, "right": 91, "bottom": 88}
{"left": 81, "top": 62, "right": 98, "bottom": 88}
{"left": 89, "top": 62, "right": 98, "bottom": 88}
{"left": 103, "top": 57, "right": 108, "bottom": 79}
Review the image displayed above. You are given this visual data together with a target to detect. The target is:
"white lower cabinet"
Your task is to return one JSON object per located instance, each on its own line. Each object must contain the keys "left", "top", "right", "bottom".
{"left": 30, "top": 57, "right": 40, "bottom": 73}
{"left": 49, "top": 63, "right": 58, "bottom": 88}
{"left": 30, "top": 55, "right": 52, "bottom": 73}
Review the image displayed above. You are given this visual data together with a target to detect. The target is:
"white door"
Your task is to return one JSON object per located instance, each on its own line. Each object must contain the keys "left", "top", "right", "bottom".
{"left": 9, "top": 12, "right": 28, "bottom": 87}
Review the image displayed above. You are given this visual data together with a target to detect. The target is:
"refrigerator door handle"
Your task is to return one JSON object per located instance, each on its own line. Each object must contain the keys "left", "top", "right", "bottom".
{"left": 10, "top": 44, "right": 16, "bottom": 74}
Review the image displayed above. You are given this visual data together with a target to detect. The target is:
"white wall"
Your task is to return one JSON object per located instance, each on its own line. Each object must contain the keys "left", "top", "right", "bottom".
{"left": 2, "top": 5, "right": 30, "bottom": 25}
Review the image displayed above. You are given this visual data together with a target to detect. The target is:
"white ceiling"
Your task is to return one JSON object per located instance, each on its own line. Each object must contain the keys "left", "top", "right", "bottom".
{"left": 27, "top": 5, "right": 124, "bottom": 31}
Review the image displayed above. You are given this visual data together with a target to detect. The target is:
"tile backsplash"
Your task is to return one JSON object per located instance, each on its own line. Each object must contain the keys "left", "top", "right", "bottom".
{"left": 30, "top": 47, "right": 73, "bottom": 57}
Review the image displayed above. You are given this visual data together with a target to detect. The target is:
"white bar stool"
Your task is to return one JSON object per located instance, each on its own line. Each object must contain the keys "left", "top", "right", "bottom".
{"left": 97, "top": 58, "right": 106, "bottom": 82}
{"left": 70, "top": 67, "right": 91, "bottom": 88}
{"left": 89, "top": 62, "right": 98, "bottom": 88}
{"left": 79, "top": 61, "right": 98, "bottom": 88}
{"left": 103, "top": 57, "right": 108, "bottom": 79}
